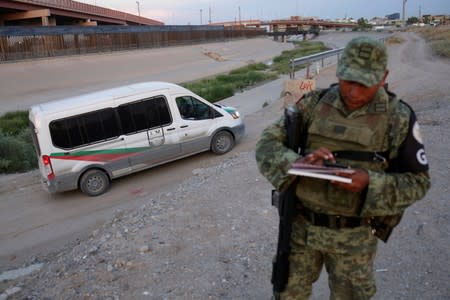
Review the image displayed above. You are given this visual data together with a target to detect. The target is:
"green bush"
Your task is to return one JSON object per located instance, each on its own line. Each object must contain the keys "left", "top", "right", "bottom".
{"left": 182, "top": 42, "right": 328, "bottom": 101}
{"left": 203, "top": 84, "right": 235, "bottom": 100}
{"left": 182, "top": 63, "right": 278, "bottom": 102}
{"left": 0, "top": 110, "right": 29, "bottom": 136}
{"left": 0, "top": 111, "right": 38, "bottom": 173}
{"left": 270, "top": 41, "right": 329, "bottom": 74}
{"left": 0, "top": 128, "right": 37, "bottom": 173}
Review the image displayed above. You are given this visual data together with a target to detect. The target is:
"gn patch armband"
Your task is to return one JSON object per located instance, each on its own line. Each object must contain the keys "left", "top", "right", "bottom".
{"left": 394, "top": 109, "right": 429, "bottom": 173}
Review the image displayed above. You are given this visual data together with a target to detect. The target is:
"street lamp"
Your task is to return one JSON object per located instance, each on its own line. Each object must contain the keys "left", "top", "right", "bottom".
{"left": 136, "top": 1, "right": 141, "bottom": 17}
{"left": 402, "top": 0, "right": 407, "bottom": 26}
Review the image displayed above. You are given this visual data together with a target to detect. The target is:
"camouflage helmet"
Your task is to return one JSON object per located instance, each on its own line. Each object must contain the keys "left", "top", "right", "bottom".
{"left": 336, "top": 36, "right": 387, "bottom": 87}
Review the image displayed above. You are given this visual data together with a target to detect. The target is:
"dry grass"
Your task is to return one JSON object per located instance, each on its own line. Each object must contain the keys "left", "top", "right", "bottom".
{"left": 385, "top": 35, "right": 405, "bottom": 44}
{"left": 410, "top": 25, "right": 450, "bottom": 58}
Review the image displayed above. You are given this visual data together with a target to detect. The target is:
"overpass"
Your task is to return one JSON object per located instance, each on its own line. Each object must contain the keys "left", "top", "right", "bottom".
{"left": 210, "top": 17, "right": 357, "bottom": 31}
{"left": 0, "top": 0, "right": 163, "bottom": 26}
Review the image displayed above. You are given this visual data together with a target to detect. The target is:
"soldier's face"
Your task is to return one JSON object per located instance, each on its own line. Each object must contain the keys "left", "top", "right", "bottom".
{"left": 339, "top": 71, "right": 388, "bottom": 111}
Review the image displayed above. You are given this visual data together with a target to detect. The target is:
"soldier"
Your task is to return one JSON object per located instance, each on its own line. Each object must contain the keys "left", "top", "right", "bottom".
{"left": 255, "top": 37, "right": 431, "bottom": 299}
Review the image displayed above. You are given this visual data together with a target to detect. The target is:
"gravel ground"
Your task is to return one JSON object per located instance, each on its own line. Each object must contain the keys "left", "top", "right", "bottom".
{"left": 2, "top": 93, "right": 449, "bottom": 299}
{"left": 1, "top": 151, "right": 278, "bottom": 299}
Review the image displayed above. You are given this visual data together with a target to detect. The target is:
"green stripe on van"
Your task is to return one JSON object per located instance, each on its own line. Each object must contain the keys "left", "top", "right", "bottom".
{"left": 50, "top": 147, "right": 149, "bottom": 157}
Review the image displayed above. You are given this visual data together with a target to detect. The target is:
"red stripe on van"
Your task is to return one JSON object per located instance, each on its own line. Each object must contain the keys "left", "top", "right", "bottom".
{"left": 50, "top": 152, "right": 136, "bottom": 162}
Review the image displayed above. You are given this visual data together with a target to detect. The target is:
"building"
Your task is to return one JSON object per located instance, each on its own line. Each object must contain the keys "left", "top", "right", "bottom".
{"left": 0, "top": 0, "right": 163, "bottom": 26}
{"left": 386, "top": 13, "right": 401, "bottom": 20}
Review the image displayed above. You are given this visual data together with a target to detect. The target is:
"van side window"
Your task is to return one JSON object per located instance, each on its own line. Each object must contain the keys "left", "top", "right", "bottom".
{"left": 118, "top": 96, "right": 172, "bottom": 135}
{"left": 176, "top": 96, "right": 222, "bottom": 120}
{"left": 49, "top": 108, "right": 120, "bottom": 149}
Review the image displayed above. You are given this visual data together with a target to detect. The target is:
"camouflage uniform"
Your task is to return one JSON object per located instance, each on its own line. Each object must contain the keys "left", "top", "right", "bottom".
{"left": 256, "top": 37, "right": 430, "bottom": 299}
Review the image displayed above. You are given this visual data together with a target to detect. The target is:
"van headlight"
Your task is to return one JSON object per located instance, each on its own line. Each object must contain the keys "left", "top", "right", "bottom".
{"left": 223, "top": 106, "right": 240, "bottom": 119}
{"left": 230, "top": 110, "right": 240, "bottom": 119}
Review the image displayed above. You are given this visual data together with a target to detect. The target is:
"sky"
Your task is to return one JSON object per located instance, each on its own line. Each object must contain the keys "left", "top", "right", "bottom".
{"left": 79, "top": 0, "right": 450, "bottom": 25}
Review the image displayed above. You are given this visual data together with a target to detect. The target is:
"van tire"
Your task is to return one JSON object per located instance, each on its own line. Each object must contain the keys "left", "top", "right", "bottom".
{"left": 80, "top": 169, "right": 110, "bottom": 196}
{"left": 211, "top": 131, "right": 234, "bottom": 154}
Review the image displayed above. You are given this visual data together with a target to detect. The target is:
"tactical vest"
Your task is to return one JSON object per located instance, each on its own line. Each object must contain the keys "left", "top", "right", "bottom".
{"left": 296, "top": 87, "right": 397, "bottom": 216}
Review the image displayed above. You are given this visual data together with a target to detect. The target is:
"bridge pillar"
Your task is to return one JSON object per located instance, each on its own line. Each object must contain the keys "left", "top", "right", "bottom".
{"left": 41, "top": 16, "right": 49, "bottom": 26}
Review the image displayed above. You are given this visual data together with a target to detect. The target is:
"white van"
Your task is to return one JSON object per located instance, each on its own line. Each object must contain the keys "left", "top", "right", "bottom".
{"left": 29, "top": 81, "right": 245, "bottom": 196}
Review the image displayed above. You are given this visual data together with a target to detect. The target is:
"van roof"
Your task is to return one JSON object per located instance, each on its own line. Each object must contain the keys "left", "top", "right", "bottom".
{"left": 29, "top": 81, "right": 189, "bottom": 116}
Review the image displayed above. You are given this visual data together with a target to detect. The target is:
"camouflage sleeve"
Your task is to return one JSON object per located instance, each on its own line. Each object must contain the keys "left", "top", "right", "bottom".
{"left": 256, "top": 90, "right": 323, "bottom": 191}
{"left": 255, "top": 115, "right": 299, "bottom": 191}
{"left": 361, "top": 102, "right": 431, "bottom": 216}
{"left": 255, "top": 90, "right": 324, "bottom": 191}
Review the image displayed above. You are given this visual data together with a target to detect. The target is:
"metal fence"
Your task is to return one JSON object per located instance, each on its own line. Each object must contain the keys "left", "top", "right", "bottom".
{"left": 289, "top": 37, "right": 386, "bottom": 79}
{"left": 289, "top": 48, "right": 343, "bottom": 79}
{"left": 0, "top": 25, "right": 266, "bottom": 62}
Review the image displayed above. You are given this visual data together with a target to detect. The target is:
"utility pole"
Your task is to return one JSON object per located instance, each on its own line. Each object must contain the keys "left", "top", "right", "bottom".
{"left": 136, "top": 1, "right": 140, "bottom": 17}
{"left": 200, "top": 9, "right": 203, "bottom": 25}
{"left": 209, "top": 6, "right": 211, "bottom": 24}
{"left": 402, "top": 0, "right": 407, "bottom": 26}
{"left": 238, "top": 6, "right": 241, "bottom": 25}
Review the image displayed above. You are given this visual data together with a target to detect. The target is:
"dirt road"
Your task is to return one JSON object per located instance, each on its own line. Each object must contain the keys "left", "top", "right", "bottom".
{"left": 0, "top": 32, "right": 449, "bottom": 299}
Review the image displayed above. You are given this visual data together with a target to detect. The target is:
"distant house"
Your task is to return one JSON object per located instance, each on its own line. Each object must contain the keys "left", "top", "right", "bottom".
{"left": 386, "top": 13, "right": 400, "bottom": 20}
{"left": 432, "top": 15, "right": 449, "bottom": 25}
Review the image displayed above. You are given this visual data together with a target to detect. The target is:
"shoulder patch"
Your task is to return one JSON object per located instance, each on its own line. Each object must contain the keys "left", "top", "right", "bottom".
{"left": 412, "top": 121, "right": 423, "bottom": 144}
{"left": 416, "top": 149, "right": 428, "bottom": 166}
{"left": 394, "top": 104, "right": 429, "bottom": 172}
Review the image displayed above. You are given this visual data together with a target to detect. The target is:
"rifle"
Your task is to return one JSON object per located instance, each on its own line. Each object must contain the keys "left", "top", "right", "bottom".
{"left": 271, "top": 105, "right": 304, "bottom": 293}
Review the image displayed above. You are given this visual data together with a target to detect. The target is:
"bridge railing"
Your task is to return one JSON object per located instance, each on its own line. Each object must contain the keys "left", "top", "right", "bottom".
{"left": 289, "top": 37, "right": 386, "bottom": 79}
{"left": 289, "top": 48, "right": 343, "bottom": 79}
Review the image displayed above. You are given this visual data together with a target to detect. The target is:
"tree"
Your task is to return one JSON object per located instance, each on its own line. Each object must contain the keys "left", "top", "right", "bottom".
{"left": 356, "top": 18, "right": 372, "bottom": 30}
{"left": 407, "top": 17, "right": 419, "bottom": 25}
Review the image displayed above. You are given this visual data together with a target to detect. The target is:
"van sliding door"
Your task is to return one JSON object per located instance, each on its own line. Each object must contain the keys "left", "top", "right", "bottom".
{"left": 118, "top": 96, "right": 180, "bottom": 171}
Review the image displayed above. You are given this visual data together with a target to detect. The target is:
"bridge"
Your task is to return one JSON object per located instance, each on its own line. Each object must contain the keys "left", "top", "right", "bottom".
{"left": 0, "top": 0, "right": 163, "bottom": 26}
{"left": 210, "top": 17, "right": 357, "bottom": 31}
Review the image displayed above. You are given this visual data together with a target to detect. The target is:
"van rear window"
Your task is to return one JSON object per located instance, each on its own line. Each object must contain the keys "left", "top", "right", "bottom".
{"left": 49, "top": 108, "right": 120, "bottom": 149}
{"left": 48, "top": 96, "right": 172, "bottom": 149}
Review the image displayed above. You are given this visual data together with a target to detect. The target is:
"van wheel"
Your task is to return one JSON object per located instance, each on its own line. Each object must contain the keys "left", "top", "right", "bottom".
{"left": 80, "top": 169, "right": 110, "bottom": 196}
{"left": 211, "top": 131, "right": 234, "bottom": 154}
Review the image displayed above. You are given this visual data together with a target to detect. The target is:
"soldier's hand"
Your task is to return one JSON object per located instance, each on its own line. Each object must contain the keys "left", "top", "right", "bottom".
{"left": 301, "top": 147, "right": 335, "bottom": 165}
{"left": 332, "top": 168, "right": 369, "bottom": 193}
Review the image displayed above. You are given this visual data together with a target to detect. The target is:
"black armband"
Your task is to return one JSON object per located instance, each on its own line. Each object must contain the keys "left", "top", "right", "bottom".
{"left": 389, "top": 105, "right": 429, "bottom": 173}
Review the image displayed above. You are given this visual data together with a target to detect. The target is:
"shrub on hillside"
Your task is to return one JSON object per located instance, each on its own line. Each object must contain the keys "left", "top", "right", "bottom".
{"left": 0, "top": 128, "right": 37, "bottom": 173}
{"left": 430, "top": 40, "right": 450, "bottom": 58}
{"left": 0, "top": 111, "right": 29, "bottom": 136}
